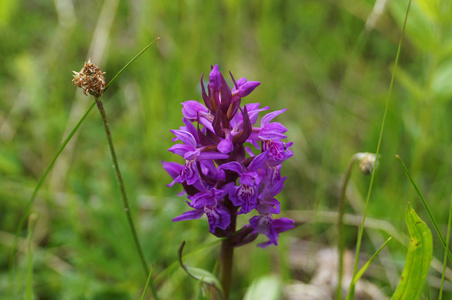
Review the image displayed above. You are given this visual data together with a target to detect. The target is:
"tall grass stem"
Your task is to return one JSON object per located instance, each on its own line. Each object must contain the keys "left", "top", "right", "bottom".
{"left": 347, "top": 0, "right": 412, "bottom": 298}
{"left": 94, "top": 97, "right": 158, "bottom": 299}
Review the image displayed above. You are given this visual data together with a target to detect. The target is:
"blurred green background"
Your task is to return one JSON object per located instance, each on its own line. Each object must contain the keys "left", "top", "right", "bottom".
{"left": 1, "top": 0, "right": 452, "bottom": 299}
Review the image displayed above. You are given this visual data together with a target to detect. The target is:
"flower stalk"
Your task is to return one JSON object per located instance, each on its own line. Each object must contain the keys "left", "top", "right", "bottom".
{"left": 94, "top": 97, "right": 159, "bottom": 299}
{"left": 94, "top": 97, "right": 149, "bottom": 273}
{"left": 336, "top": 152, "right": 376, "bottom": 300}
{"left": 220, "top": 212, "right": 236, "bottom": 300}
{"left": 72, "top": 59, "right": 159, "bottom": 298}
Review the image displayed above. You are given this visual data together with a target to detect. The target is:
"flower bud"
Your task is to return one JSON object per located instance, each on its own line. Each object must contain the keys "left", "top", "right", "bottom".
{"left": 237, "top": 81, "right": 260, "bottom": 97}
{"left": 357, "top": 152, "right": 377, "bottom": 175}
{"left": 208, "top": 64, "right": 221, "bottom": 92}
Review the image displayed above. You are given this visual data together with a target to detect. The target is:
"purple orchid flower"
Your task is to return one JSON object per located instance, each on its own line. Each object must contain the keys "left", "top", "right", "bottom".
{"left": 163, "top": 65, "right": 294, "bottom": 247}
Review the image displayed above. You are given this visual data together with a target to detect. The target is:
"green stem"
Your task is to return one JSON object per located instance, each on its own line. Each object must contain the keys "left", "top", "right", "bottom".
{"left": 94, "top": 97, "right": 158, "bottom": 299}
{"left": 220, "top": 213, "right": 237, "bottom": 300}
{"left": 347, "top": 1, "right": 412, "bottom": 298}
{"left": 220, "top": 239, "right": 234, "bottom": 300}
{"left": 336, "top": 154, "right": 359, "bottom": 300}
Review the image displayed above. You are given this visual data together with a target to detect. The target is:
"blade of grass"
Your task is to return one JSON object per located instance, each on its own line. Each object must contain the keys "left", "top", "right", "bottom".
{"left": 104, "top": 37, "right": 160, "bottom": 93}
{"left": 140, "top": 263, "right": 155, "bottom": 300}
{"left": 9, "top": 37, "right": 160, "bottom": 296}
{"left": 439, "top": 196, "right": 452, "bottom": 300}
{"left": 396, "top": 154, "right": 452, "bottom": 263}
{"left": 352, "top": 236, "right": 392, "bottom": 285}
{"left": 347, "top": 0, "right": 412, "bottom": 298}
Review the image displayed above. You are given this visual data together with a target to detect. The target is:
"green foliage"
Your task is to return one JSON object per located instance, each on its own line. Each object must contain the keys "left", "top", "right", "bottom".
{"left": 392, "top": 206, "right": 433, "bottom": 300}
{"left": 1, "top": 0, "right": 452, "bottom": 298}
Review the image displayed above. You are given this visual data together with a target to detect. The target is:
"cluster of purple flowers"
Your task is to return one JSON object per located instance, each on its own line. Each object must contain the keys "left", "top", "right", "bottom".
{"left": 163, "top": 65, "right": 294, "bottom": 248}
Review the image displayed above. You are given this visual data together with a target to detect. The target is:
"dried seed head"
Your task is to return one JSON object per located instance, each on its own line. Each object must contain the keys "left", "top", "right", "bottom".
{"left": 72, "top": 59, "right": 106, "bottom": 97}
{"left": 357, "top": 152, "right": 377, "bottom": 175}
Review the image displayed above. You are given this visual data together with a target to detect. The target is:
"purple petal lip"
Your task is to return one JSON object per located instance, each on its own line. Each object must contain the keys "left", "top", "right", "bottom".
{"left": 162, "top": 161, "right": 183, "bottom": 179}
{"left": 205, "top": 204, "right": 231, "bottom": 232}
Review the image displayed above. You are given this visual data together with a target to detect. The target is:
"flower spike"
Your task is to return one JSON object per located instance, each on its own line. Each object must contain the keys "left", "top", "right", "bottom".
{"left": 163, "top": 65, "right": 293, "bottom": 247}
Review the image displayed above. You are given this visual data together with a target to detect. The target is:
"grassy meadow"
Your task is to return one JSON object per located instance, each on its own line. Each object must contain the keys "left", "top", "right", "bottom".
{"left": 1, "top": 0, "right": 452, "bottom": 299}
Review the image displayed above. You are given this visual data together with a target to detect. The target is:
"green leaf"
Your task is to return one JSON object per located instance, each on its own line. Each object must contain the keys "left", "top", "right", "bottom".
{"left": 391, "top": 205, "right": 433, "bottom": 300}
{"left": 184, "top": 266, "right": 223, "bottom": 291}
{"left": 352, "top": 237, "right": 392, "bottom": 285}
{"left": 178, "top": 241, "right": 224, "bottom": 298}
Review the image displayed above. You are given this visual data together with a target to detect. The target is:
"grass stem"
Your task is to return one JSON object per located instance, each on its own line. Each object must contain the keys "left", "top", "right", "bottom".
{"left": 94, "top": 97, "right": 158, "bottom": 299}
{"left": 140, "top": 263, "right": 156, "bottom": 300}
{"left": 347, "top": 0, "right": 412, "bottom": 298}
